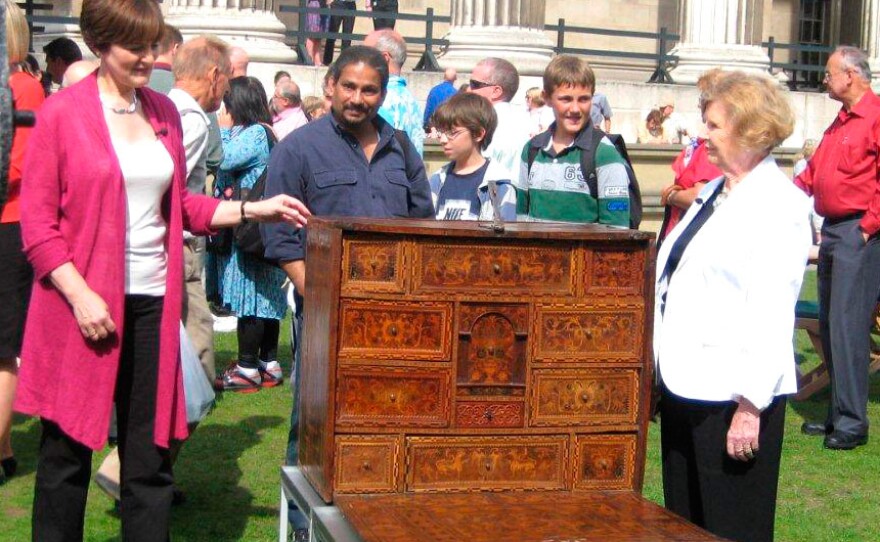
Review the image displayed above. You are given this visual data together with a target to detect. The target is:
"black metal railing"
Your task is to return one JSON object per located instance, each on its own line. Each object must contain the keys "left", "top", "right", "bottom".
{"left": 764, "top": 38, "right": 835, "bottom": 91}
{"left": 546, "top": 20, "right": 678, "bottom": 84}
{"left": 278, "top": 1, "right": 450, "bottom": 71}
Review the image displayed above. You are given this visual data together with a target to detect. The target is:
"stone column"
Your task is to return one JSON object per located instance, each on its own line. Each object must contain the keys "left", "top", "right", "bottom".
{"left": 860, "top": 0, "right": 880, "bottom": 92}
{"left": 668, "top": 0, "right": 770, "bottom": 84}
{"left": 165, "top": 0, "right": 296, "bottom": 65}
{"left": 439, "top": 0, "right": 555, "bottom": 76}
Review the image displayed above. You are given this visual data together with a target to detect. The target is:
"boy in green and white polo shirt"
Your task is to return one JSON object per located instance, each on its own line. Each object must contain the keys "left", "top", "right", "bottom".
{"left": 516, "top": 55, "right": 630, "bottom": 226}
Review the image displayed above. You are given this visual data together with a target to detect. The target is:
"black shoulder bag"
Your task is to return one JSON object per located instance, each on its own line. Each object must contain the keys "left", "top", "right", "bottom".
{"left": 233, "top": 124, "right": 278, "bottom": 258}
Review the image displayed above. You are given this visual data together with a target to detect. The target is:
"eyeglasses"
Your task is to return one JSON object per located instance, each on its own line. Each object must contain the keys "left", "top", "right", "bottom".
{"left": 823, "top": 69, "right": 849, "bottom": 82}
{"left": 468, "top": 79, "right": 495, "bottom": 90}
{"left": 437, "top": 128, "right": 469, "bottom": 141}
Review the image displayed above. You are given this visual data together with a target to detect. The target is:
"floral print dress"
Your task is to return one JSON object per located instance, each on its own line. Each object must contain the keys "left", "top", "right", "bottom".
{"left": 207, "top": 123, "right": 287, "bottom": 320}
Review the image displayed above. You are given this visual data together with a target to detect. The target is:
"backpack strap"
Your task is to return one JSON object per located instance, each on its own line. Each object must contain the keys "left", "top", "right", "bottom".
{"left": 581, "top": 127, "right": 606, "bottom": 198}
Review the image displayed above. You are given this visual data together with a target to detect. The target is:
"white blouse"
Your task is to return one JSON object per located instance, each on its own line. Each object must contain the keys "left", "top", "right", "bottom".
{"left": 112, "top": 137, "right": 174, "bottom": 296}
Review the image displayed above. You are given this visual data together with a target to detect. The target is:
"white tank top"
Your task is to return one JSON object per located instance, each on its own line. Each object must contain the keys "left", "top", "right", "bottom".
{"left": 112, "top": 137, "right": 174, "bottom": 296}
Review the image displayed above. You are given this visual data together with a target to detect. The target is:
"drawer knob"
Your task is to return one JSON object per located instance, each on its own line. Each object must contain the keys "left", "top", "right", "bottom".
{"left": 484, "top": 409, "right": 494, "bottom": 421}
{"left": 484, "top": 461, "right": 492, "bottom": 471}
{"left": 492, "top": 263, "right": 502, "bottom": 274}
{"left": 580, "top": 393, "right": 589, "bottom": 403}
{"left": 389, "top": 393, "right": 397, "bottom": 403}
{"left": 362, "top": 462, "right": 371, "bottom": 471}
{"left": 389, "top": 325, "right": 398, "bottom": 336}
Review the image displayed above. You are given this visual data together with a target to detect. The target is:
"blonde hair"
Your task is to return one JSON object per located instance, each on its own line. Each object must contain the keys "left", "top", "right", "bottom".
{"left": 702, "top": 71, "right": 793, "bottom": 153}
{"left": 172, "top": 35, "right": 231, "bottom": 81}
{"left": 797, "top": 138, "right": 817, "bottom": 162}
{"left": 4, "top": 0, "right": 30, "bottom": 65}
{"left": 526, "top": 87, "right": 544, "bottom": 107}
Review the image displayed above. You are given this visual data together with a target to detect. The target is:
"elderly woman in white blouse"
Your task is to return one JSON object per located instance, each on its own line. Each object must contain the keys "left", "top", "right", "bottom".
{"left": 654, "top": 71, "right": 812, "bottom": 542}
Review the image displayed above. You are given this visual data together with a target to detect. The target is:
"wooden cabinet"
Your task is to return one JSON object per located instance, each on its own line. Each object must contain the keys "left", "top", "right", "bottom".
{"left": 299, "top": 218, "right": 656, "bottom": 503}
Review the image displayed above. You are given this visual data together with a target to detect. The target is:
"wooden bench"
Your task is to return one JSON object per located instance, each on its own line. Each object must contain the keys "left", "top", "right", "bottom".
{"left": 794, "top": 300, "right": 880, "bottom": 400}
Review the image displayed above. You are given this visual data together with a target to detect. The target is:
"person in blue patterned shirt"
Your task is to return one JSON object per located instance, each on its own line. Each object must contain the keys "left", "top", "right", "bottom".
{"left": 364, "top": 28, "right": 425, "bottom": 155}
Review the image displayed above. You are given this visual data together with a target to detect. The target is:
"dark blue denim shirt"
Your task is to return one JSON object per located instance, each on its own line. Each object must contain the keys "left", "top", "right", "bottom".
{"left": 261, "top": 112, "right": 434, "bottom": 262}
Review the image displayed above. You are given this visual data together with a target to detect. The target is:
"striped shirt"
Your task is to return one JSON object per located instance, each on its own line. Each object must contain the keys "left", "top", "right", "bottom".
{"left": 515, "top": 127, "right": 630, "bottom": 226}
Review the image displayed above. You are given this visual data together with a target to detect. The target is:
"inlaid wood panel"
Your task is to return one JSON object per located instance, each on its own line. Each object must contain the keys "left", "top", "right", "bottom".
{"left": 457, "top": 303, "right": 528, "bottom": 396}
{"left": 336, "top": 367, "right": 450, "bottom": 428}
{"left": 336, "top": 492, "right": 726, "bottom": 541}
{"left": 412, "top": 242, "right": 576, "bottom": 296}
{"left": 584, "top": 247, "right": 646, "bottom": 296}
{"left": 534, "top": 305, "right": 643, "bottom": 362}
{"left": 573, "top": 434, "right": 637, "bottom": 490}
{"left": 335, "top": 436, "right": 399, "bottom": 493}
{"left": 405, "top": 436, "right": 567, "bottom": 492}
{"left": 455, "top": 401, "right": 525, "bottom": 428}
{"left": 341, "top": 239, "right": 405, "bottom": 293}
{"left": 530, "top": 369, "right": 639, "bottom": 427}
{"left": 338, "top": 300, "right": 453, "bottom": 361}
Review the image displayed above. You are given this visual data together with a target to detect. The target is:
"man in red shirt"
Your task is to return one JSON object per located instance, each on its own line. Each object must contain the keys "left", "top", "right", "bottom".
{"left": 795, "top": 45, "right": 880, "bottom": 450}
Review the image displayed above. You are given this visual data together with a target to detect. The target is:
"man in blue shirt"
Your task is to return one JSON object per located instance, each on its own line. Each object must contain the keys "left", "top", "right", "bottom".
{"left": 423, "top": 68, "right": 458, "bottom": 131}
{"left": 364, "top": 29, "right": 425, "bottom": 155}
{"left": 262, "top": 44, "right": 433, "bottom": 540}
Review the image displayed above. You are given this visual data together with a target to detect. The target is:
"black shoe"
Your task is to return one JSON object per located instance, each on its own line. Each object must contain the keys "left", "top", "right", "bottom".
{"left": 824, "top": 431, "right": 868, "bottom": 450}
{"left": 172, "top": 487, "right": 187, "bottom": 506}
{"left": 1, "top": 457, "right": 17, "bottom": 478}
{"left": 801, "top": 422, "right": 830, "bottom": 436}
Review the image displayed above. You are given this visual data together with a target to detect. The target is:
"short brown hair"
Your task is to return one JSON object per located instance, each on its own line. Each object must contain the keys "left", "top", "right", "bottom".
{"left": 172, "top": 35, "right": 231, "bottom": 81}
{"left": 431, "top": 92, "right": 498, "bottom": 151}
{"left": 80, "top": 0, "right": 164, "bottom": 54}
{"left": 702, "top": 71, "right": 793, "bottom": 153}
{"left": 4, "top": 0, "right": 29, "bottom": 64}
{"left": 543, "top": 55, "right": 595, "bottom": 96}
{"left": 159, "top": 24, "right": 183, "bottom": 56}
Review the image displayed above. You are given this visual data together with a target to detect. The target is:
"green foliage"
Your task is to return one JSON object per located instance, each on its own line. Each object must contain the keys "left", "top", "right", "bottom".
{"left": 2, "top": 271, "right": 879, "bottom": 540}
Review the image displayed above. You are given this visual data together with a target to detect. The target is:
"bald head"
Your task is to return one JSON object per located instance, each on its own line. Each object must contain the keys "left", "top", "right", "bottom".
{"left": 229, "top": 46, "right": 249, "bottom": 77}
{"left": 364, "top": 29, "right": 407, "bottom": 74}
{"left": 61, "top": 59, "right": 99, "bottom": 88}
{"left": 444, "top": 68, "right": 457, "bottom": 82}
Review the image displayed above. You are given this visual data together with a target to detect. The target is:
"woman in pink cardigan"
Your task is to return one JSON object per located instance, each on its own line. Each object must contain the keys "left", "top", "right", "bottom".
{"left": 15, "top": 1, "right": 309, "bottom": 539}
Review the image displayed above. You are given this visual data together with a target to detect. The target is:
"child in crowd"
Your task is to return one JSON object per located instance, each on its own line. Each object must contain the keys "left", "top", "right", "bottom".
{"left": 428, "top": 93, "right": 517, "bottom": 221}
{"left": 517, "top": 55, "right": 630, "bottom": 226}
{"left": 525, "top": 86, "right": 555, "bottom": 136}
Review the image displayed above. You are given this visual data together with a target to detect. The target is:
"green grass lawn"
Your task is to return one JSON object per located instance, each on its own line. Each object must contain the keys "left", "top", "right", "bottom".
{"left": 2, "top": 270, "right": 880, "bottom": 541}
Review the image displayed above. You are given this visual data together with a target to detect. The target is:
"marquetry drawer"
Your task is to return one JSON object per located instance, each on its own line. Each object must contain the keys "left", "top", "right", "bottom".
{"left": 335, "top": 366, "right": 450, "bottom": 428}
{"left": 341, "top": 238, "right": 405, "bottom": 293}
{"left": 405, "top": 436, "right": 567, "bottom": 492}
{"left": 455, "top": 400, "right": 525, "bottom": 428}
{"left": 412, "top": 241, "right": 576, "bottom": 296}
{"left": 335, "top": 436, "right": 399, "bottom": 493}
{"left": 338, "top": 300, "right": 453, "bottom": 361}
{"left": 534, "top": 305, "right": 644, "bottom": 362}
{"left": 529, "top": 369, "right": 639, "bottom": 427}
{"left": 573, "top": 434, "right": 637, "bottom": 490}
{"left": 584, "top": 247, "right": 646, "bottom": 296}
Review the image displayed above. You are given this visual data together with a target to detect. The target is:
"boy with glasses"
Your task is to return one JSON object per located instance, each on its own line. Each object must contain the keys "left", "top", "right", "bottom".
{"left": 428, "top": 93, "right": 516, "bottom": 221}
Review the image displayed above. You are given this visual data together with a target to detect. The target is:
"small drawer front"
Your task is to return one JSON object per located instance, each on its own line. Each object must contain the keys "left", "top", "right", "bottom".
{"left": 335, "top": 436, "right": 398, "bottom": 493}
{"left": 573, "top": 434, "right": 637, "bottom": 490}
{"left": 534, "top": 306, "right": 643, "bottom": 362}
{"left": 336, "top": 367, "right": 450, "bottom": 427}
{"left": 338, "top": 300, "right": 452, "bottom": 361}
{"left": 455, "top": 401, "right": 525, "bottom": 428}
{"left": 530, "top": 369, "right": 639, "bottom": 427}
{"left": 584, "top": 247, "right": 646, "bottom": 296}
{"left": 406, "top": 436, "right": 567, "bottom": 492}
{"left": 413, "top": 242, "right": 575, "bottom": 296}
{"left": 342, "top": 239, "right": 404, "bottom": 293}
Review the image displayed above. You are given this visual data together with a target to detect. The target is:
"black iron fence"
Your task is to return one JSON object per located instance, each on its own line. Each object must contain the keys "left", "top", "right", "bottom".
{"left": 17, "top": 0, "right": 839, "bottom": 91}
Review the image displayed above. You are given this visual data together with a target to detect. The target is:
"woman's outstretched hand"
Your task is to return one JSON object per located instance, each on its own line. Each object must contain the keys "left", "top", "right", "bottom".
{"left": 243, "top": 195, "right": 311, "bottom": 227}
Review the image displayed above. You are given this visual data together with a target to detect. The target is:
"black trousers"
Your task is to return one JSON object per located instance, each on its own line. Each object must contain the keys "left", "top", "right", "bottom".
{"left": 322, "top": 0, "right": 356, "bottom": 65}
{"left": 660, "top": 385, "right": 786, "bottom": 542}
{"left": 33, "top": 295, "right": 172, "bottom": 542}
{"left": 371, "top": 0, "right": 398, "bottom": 29}
{"left": 236, "top": 316, "right": 280, "bottom": 369}
{"left": 817, "top": 217, "right": 880, "bottom": 436}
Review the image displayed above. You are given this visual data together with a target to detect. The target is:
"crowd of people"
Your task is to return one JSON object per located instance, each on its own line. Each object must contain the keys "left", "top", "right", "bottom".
{"left": 3, "top": 1, "right": 880, "bottom": 542}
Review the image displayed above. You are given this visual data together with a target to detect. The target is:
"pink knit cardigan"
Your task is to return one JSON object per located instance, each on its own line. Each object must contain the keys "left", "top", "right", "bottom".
{"left": 15, "top": 72, "right": 220, "bottom": 450}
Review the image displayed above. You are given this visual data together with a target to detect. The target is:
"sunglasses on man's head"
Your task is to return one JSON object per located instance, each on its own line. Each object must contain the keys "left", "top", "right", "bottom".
{"left": 468, "top": 79, "right": 495, "bottom": 90}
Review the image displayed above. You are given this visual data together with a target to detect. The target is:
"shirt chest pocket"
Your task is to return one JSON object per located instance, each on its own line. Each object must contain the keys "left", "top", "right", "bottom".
{"left": 836, "top": 135, "right": 873, "bottom": 175}
{"left": 312, "top": 169, "right": 358, "bottom": 213}
{"left": 381, "top": 168, "right": 411, "bottom": 217}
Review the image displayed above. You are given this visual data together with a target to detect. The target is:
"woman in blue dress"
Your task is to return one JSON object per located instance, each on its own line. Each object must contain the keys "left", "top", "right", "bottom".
{"left": 210, "top": 76, "right": 287, "bottom": 392}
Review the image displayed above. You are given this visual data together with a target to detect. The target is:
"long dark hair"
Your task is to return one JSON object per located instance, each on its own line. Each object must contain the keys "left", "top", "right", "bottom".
{"left": 223, "top": 76, "right": 272, "bottom": 127}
